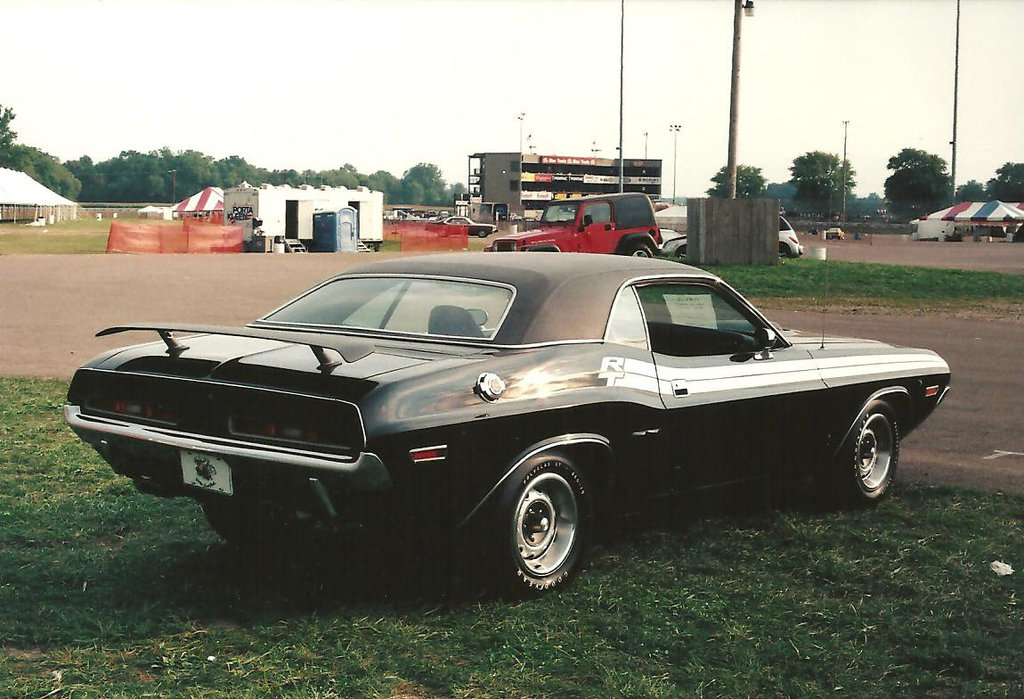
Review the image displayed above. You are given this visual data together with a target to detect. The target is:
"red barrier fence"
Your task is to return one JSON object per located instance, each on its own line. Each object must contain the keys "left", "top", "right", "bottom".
{"left": 386, "top": 221, "right": 470, "bottom": 252}
{"left": 106, "top": 220, "right": 243, "bottom": 254}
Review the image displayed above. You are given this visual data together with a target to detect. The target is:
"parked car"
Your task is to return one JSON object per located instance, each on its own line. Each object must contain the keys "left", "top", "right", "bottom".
{"left": 437, "top": 216, "right": 498, "bottom": 238}
{"left": 64, "top": 254, "right": 949, "bottom": 593}
{"left": 658, "top": 217, "right": 802, "bottom": 259}
{"left": 778, "top": 216, "right": 803, "bottom": 258}
{"left": 825, "top": 227, "right": 846, "bottom": 240}
{"left": 487, "top": 192, "right": 662, "bottom": 256}
{"left": 659, "top": 228, "right": 687, "bottom": 258}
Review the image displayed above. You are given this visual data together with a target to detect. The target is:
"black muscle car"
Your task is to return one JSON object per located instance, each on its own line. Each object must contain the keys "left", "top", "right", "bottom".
{"left": 65, "top": 253, "right": 950, "bottom": 592}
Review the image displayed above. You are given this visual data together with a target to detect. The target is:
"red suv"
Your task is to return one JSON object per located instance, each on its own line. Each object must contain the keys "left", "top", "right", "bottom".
{"left": 486, "top": 193, "right": 662, "bottom": 256}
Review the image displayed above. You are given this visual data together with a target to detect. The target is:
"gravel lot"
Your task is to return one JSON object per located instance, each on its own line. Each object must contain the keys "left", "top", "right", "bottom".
{"left": 1, "top": 244, "right": 1020, "bottom": 493}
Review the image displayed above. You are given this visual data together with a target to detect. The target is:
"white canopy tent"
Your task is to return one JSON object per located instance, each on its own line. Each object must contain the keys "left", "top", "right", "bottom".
{"left": 0, "top": 167, "right": 81, "bottom": 222}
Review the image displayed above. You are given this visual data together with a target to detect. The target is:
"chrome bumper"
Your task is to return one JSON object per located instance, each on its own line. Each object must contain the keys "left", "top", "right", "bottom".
{"left": 64, "top": 404, "right": 391, "bottom": 490}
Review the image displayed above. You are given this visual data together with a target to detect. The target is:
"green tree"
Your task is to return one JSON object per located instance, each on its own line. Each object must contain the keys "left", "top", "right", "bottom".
{"left": 765, "top": 181, "right": 796, "bottom": 211}
{"left": 986, "top": 162, "right": 1024, "bottom": 202}
{"left": 789, "top": 151, "right": 856, "bottom": 216}
{"left": 706, "top": 164, "right": 767, "bottom": 198}
{"left": 399, "top": 163, "right": 448, "bottom": 205}
{"left": 0, "top": 104, "right": 15, "bottom": 160}
{"left": 884, "top": 148, "right": 949, "bottom": 219}
{"left": 955, "top": 179, "right": 986, "bottom": 202}
{"left": 365, "top": 170, "right": 401, "bottom": 203}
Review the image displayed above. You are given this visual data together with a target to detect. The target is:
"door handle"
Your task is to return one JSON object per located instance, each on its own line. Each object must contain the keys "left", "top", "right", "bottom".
{"left": 671, "top": 379, "right": 688, "bottom": 397}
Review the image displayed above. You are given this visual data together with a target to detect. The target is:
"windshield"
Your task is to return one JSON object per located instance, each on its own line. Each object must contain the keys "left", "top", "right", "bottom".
{"left": 262, "top": 276, "right": 514, "bottom": 340}
{"left": 541, "top": 202, "right": 578, "bottom": 224}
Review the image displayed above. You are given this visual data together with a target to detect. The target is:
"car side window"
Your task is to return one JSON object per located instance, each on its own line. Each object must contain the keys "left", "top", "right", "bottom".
{"left": 636, "top": 284, "right": 759, "bottom": 357}
{"left": 615, "top": 196, "right": 655, "bottom": 229}
{"left": 583, "top": 202, "right": 611, "bottom": 225}
{"left": 605, "top": 287, "right": 649, "bottom": 350}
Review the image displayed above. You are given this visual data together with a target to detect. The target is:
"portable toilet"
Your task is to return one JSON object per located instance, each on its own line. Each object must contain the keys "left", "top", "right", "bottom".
{"left": 312, "top": 207, "right": 359, "bottom": 252}
{"left": 338, "top": 206, "right": 358, "bottom": 251}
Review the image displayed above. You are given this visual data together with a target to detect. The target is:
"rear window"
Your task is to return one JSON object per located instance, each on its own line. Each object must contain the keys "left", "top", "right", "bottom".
{"left": 614, "top": 196, "right": 654, "bottom": 229}
{"left": 263, "top": 276, "right": 514, "bottom": 340}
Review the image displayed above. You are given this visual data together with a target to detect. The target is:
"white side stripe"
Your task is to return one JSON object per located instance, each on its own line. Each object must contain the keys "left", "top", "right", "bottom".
{"left": 598, "top": 352, "right": 948, "bottom": 397}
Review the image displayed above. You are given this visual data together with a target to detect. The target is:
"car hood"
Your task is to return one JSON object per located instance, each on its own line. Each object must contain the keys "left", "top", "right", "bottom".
{"left": 495, "top": 223, "right": 574, "bottom": 241}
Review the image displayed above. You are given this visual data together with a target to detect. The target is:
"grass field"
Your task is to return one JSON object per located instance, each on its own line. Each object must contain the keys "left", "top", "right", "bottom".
{"left": 2, "top": 377, "right": 1022, "bottom": 697}
{"left": 705, "top": 259, "right": 1024, "bottom": 319}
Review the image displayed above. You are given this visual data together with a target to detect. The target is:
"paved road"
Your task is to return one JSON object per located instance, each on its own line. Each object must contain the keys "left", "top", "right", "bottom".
{"left": 1, "top": 253, "right": 1020, "bottom": 493}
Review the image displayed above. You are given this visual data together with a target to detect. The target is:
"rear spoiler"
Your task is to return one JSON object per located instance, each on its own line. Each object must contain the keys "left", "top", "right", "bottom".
{"left": 97, "top": 324, "right": 373, "bottom": 373}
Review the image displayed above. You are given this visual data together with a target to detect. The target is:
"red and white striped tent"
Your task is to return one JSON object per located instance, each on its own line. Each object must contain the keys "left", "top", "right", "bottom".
{"left": 920, "top": 200, "right": 1024, "bottom": 225}
{"left": 172, "top": 186, "right": 224, "bottom": 216}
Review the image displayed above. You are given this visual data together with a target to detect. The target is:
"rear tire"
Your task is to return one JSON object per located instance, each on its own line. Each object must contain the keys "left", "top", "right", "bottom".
{"left": 491, "top": 453, "right": 592, "bottom": 593}
{"left": 829, "top": 400, "right": 900, "bottom": 507}
{"left": 623, "top": 240, "right": 655, "bottom": 258}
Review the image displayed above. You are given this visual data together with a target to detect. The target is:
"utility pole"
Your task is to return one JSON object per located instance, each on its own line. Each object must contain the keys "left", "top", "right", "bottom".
{"left": 841, "top": 120, "right": 849, "bottom": 222}
{"left": 951, "top": 0, "right": 960, "bottom": 204}
{"left": 669, "top": 124, "right": 682, "bottom": 203}
{"left": 618, "top": 0, "right": 625, "bottom": 192}
{"left": 726, "top": 0, "right": 754, "bottom": 199}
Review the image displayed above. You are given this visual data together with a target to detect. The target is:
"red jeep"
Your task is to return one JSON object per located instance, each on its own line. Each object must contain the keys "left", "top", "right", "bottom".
{"left": 486, "top": 193, "right": 662, "bottom": 256}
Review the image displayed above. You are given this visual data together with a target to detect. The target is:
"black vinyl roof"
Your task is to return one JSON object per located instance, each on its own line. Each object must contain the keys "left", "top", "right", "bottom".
{"left": 336, "top": 253, "right": 714, "bottom": 345}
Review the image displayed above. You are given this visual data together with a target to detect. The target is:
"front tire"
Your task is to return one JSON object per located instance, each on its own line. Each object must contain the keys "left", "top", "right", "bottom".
{"left": 492, "top": 454, "right": 592, "bottom": 592}
{"left": 831, "top": 400, "right": 900, "bottom": 506}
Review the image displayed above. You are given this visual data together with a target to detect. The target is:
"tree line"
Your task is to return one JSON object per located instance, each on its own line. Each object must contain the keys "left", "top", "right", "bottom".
{"left": 706, "top": 149, "right": 1024, "bottom": 220}
{"left": 2, "top": 104, "right": 1022, "bottom": 219}
{"left": 0, "top": 105, "right": 465, "bottom": 207}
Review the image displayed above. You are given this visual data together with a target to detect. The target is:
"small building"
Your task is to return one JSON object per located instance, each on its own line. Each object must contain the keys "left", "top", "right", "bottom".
{"left": 223, "top": 182, "right": 384, "bottom": 252}
{"left": 467, "top": 152, "right": 663, "bottom": 221}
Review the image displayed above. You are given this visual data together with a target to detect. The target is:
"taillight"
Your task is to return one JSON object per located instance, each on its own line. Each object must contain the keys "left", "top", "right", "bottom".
{"left": 87, "top": 397, "right": 179, "bottom": 424}
{"left": 231, "top": 415, "right": 322, "bottom": 444}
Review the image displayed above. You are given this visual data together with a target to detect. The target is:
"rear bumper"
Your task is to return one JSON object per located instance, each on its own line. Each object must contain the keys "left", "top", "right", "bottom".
{"left": 64, "top": 404, "right": 392, "bottom": 493}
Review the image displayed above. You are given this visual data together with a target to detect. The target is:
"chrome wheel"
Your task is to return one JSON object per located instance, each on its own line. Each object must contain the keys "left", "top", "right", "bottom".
{"left": 630, "top": 246, "right": 652, "bottom": 258}
{"left": 513, "top": 471, "right": 578, "bottom": 577}
{"left": 857, "top": 413, "right": 894, "bottom": 491}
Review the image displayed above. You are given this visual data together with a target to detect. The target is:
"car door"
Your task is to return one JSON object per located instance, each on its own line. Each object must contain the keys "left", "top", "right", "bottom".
{"left": 634, "top": 281, "right": 825, "bottom": 492}
{"left": 579, "top": 200, "right": 615, "bottom": 253}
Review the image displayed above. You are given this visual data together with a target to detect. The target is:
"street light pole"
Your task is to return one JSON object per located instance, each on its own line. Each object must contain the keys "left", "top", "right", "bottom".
{"left": 841, "top": 120, "right": 849, "bottom": 222}
{"left": 951, "top": 0, "right": 960, "bottom": 204}
{"left": 643, "top": 131, "right": 648, "bottom": 158}
{"left": 726, "top": 0, "right": 754, "bottom": 200}
{"left": 517, "top": 112, "right": 526, "bottom": 154}
{"left": 669, "top": 124, "right": 682, "bottom": 202}
{"left": 618, "top": 0, "right": 626, "bottom": 193}
{"left": 168, "top": 169, "right": 177, "bottom": 204}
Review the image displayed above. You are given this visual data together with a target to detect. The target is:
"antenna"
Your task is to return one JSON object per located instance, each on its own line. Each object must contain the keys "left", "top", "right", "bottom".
{"left": 819, "top": 254, "right": 830, "bottom": 350}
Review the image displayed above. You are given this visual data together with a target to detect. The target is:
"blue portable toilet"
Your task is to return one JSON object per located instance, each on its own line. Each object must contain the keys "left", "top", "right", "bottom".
{"left": 312, "top": 207, "right": 359, "bottom": 252}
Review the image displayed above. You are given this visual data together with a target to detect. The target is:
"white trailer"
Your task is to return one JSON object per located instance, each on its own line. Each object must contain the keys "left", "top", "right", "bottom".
{"left": 910, "top": 218, "right": 957, "bottom": 241}
{"left": 224, "top": 182, "right": 384, "bottom": 252}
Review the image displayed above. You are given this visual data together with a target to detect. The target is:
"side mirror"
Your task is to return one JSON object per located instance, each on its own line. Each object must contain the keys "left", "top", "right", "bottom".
{"left": 583, "top": 214, "right": 593, "bottom": 227}
{"left": 753, "top": 327, "right": 777, "bottom": 360}
{"left": 754, "top": 326, "right": 777, "bottom": 348}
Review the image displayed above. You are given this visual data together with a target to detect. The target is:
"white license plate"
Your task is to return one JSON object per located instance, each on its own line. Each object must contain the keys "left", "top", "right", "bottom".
{"left": 180, "top": 450, "right": 233, "bottom": 496}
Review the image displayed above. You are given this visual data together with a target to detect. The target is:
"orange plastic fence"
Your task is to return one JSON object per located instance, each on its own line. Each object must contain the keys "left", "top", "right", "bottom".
{"left": 106, "top": 221, "right": 243, "bottom": 254}
{"left": 392, "top": 221, "right": 469, "bottom": 252}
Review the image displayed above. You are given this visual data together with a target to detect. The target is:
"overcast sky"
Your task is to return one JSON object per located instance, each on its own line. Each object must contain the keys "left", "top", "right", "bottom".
{"left": 4, "top": 0, "right": 1022, "bottom": 199}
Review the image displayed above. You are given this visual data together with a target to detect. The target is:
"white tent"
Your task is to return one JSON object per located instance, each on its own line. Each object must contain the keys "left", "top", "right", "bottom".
{"left": 0, "top": 167, "right": 80, "bottom": 222}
